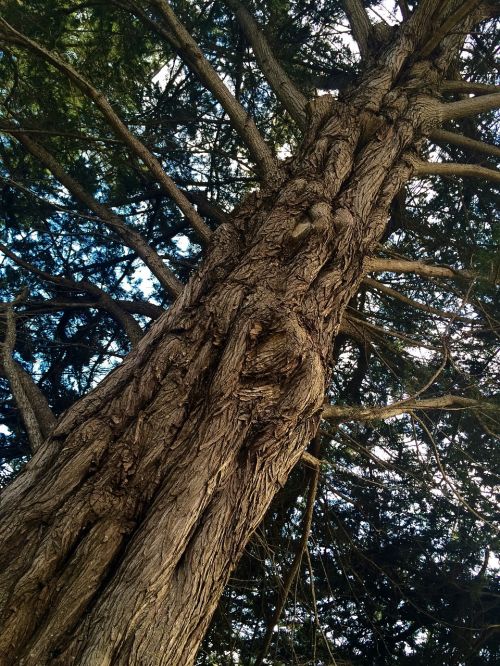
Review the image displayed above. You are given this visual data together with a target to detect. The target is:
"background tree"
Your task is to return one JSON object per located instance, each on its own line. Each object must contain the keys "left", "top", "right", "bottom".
{"left": 0, "top": 1, "right": 498, "bottom": 664}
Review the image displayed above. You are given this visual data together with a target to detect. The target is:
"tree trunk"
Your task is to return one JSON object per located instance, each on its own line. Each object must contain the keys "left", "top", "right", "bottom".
{"left": 0, "top": 30, "right": 444, "bottom": 664}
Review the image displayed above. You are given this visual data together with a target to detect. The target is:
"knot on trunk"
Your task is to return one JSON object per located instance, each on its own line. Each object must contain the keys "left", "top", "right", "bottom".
{"left": 241, "top": 311, "right": 312, "bottom": 385}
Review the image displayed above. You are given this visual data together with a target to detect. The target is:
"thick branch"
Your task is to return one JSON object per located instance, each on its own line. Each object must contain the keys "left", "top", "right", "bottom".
{"left": 225, "top": 0, "right": 307, "bottom": 127}
{"left": 0, "top": 125, "right": 183, "bottom": 298}
{"left": 0, "top": 358, "right": 56, "bottom": 439}
{"left": 430, "top": 128, "right": 500, "bottom": 159}
{"left": 440, "top": 93, "right": 500, "bottom": 121}
{"left": 323, "top": 395, "right": 488, "bottom": 423}
{"left": 441, "top": 80, "right": 500, "bottom": 95}
{"left": 0, "top": 17, "right": 212, "bottom": 244}
{"left": 365, "top": 257, "right": 477, "bottom": 281}
{"left": 134, "top": 0, "right": 277, "bottom": 177}
{"left": 0, "top": 298, "right": 44, "bottom": 452}
{"left": 397, "top": 0, "right": 410, "bottom": 20}
{"left": 343, "top": 0, "right": 372, "bottom": 59}
{"left": 412, "top": 158, "right": 500, "bottom": 185}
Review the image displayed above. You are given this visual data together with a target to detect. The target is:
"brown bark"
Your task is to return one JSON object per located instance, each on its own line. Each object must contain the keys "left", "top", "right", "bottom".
{"left": 0, "top": 12, "right": 478, "bottom": 665}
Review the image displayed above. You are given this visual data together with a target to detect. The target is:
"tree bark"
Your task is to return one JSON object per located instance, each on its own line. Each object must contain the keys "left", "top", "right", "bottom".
{"left": 0, "top": 26, "right": 457, "bottom": 665}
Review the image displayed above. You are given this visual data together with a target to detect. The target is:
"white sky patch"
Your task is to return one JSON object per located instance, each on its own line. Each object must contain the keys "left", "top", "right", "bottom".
{"left": 367, "top": 1, "right": 403, "bottom": 26}
{"left": 172, "top": 233, "right": 191, "bottom": 255}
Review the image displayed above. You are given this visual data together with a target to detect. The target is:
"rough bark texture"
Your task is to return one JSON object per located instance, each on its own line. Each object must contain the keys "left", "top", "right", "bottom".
{"left": 0, "top": 10, "right": 470, "bottom": 664}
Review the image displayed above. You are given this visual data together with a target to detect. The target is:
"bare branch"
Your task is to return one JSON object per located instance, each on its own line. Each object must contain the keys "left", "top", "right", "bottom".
{"left": 0, "top": 244, "right": 145, "bottom": 346}
{"left": 0, "top": 124, "right": 183, "bottom": 298}
{"left": 0, "top": 17, "right": 212, "bottom": 244}
{"left": 342, "top": 0, "right": 372, "bottom": 59}
{"left": 430, "top": 128, "right": 500, "bottom": 159}
{"left": 0, "top": 357, "right": 56, "bottom": 440}
{"left": 0, "top": 295, "right": 45, "bottom": 452}
{"left": 130, "top": 0, "right": 277, "bottom": 178}
{"left": 363, "top": 277, "right": 476, "bottom": 322}
{"left": 411, "top": 158, "right": 500, "bottom": 185}
{"left": 225, "top": 0, "right": 307, "bottom": 127}
{"left": 440, "top": 92, "right": 500, "bottom": 121}
{"left": 365, "top": 257, "right": 478, "bottom": 282}
{"left": 323, "top": 394, "right": 490, "bottom": 423}
{"left": 441, "top": 80, "right": 500, "bottom": 95}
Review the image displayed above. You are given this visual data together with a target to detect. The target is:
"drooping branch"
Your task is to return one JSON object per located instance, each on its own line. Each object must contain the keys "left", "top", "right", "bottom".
{"left": 0, "top": 294, "right": 45, "bottom": 453}
{"left": 225, "top": 0, "right": 307, "bottom": 127}
{"left": 127, "top": 0, "right": 277, "bottom": 178}
{"left": 363, "top": 277, "right": 476, "bottom": 322}
{"left": 0, "top": 124, "right": 183, "bottom": 298}
{"left": 0, "top": 17, "right": 212, "bottom": 245}
{"left": 440, "top": 92, "right": 500, "bottom": 121}
{"left": 0, "top": 175, "right": 101, "bottom": 223}
{"left": 0, "top": 242, "right": 145, "bottom": 346}
{"left": 323, "top": 395, "right": 490, "bottom": 423}
{"left": 342, "top": 0, "right": 373, "bottom": 59}
{"left": 346, "top": 312, "right": 441, "bottom": 351}
{"left": 411, "top": 158, "right": 500, "bottom": 185}
{"left": 429, "top": 129, "right": 500, "bottom": 159}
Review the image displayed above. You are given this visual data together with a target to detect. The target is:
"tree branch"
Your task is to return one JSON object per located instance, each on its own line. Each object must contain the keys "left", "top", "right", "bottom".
{"left": 411, "top": 158, "right": 500, "bottom": 185}
{"left": 363, "top": 277, "right": 476, "bottom": 322}
{"left": 365, "top": 257, "right": 478, "bottom": 282}
{"left": 255, "top": 435, "right": 321, "bottom": 666}
{"left": 0, "top": 358, "right": 56, "bottom": 439}
{"left": 342, "top": 0, "right": 373, "bottom": 59}
{"left": 0, "top": 17, "right": 212, "bottom": 244}
{"left": 323, "top": 394, "right": 489, "bottom": 423}
{"left": 225, "top": 0, "right": 307, "bottom": 127}
{"left": 128, "top": 0, "right": 277, "bottom": 178}
{"left": 0, "top": 242, "right": 145, "bottom": 345}
{"left": 429, "top": 128, "right": 500, "bottom": 159}
{"left": 0, "top": 294, "right": 45, "bottom": 452}
{"left": 440, "top": 92, "right": 500, "bottom": 120}
{"left": 0, "top": 124, "right": 183, "bottom": 298}
{"left": 441, "top": 80, "right": 500, "bottom": 95}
